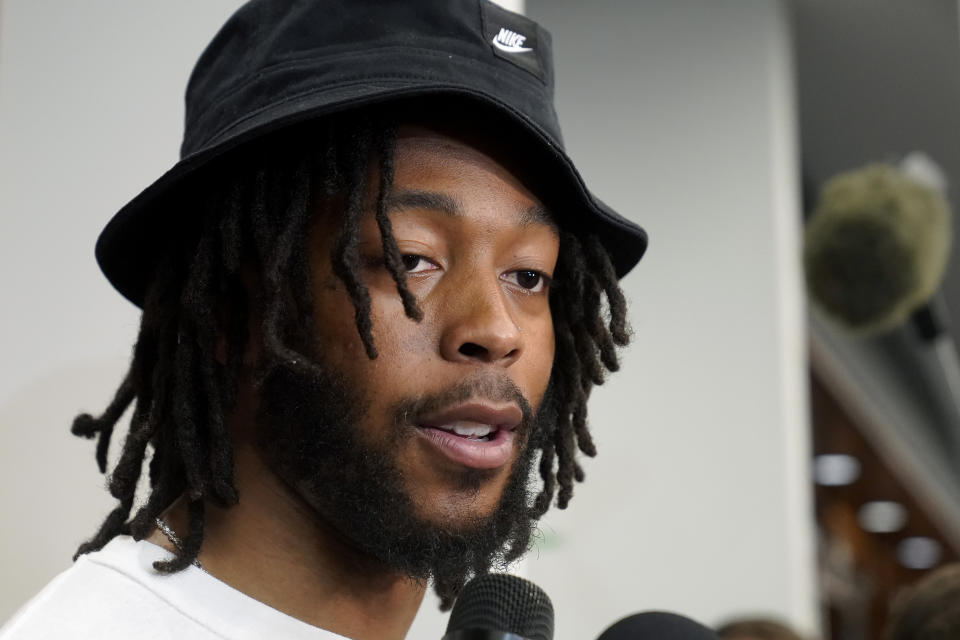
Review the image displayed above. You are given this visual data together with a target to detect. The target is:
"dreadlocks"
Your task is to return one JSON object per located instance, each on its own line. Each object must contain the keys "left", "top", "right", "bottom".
{"left": 71, "top": 110, "right": 630, "bottom": 596}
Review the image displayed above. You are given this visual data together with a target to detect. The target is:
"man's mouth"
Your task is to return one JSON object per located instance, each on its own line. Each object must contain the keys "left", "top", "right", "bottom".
{"left": 414, "top": 402, "right": 522, "bottom": 469}
{"left": 435, "top": 421, "right": 497, "bottom": 441}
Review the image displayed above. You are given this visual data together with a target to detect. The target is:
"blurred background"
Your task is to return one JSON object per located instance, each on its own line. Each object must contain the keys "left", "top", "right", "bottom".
{"left": 1, "top": 1, "right": 958, "bottom": 639}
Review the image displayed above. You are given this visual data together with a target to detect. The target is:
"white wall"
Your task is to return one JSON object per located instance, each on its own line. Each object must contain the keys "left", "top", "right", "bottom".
{"left": 521, "top": 1, "right": 817, "bottom": 637}
{"left": 0, "top": 0, "right": 816, "bottom": 638}
{"left": 0, "top": 0, "right": 248, "bottom": 623}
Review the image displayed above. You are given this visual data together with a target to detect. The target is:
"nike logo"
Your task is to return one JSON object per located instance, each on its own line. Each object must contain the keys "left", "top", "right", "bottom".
{"left": 492, "top": 27, "right": 532, "bottom": 53}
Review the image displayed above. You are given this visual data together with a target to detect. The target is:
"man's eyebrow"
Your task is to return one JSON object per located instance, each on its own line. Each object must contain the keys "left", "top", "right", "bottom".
{"left": 386, "top": 189, "right": 557, "bottom": 230}
{"left": 385, "top": 190, "right": 462, "bottom": 217}
{"left": 519, "top": 203, "right": 557, "bottom": 231}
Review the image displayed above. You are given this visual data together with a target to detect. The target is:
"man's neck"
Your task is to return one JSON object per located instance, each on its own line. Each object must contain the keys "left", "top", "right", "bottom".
{"left": 147, "top": 442, "right": 425, "bottom": 640}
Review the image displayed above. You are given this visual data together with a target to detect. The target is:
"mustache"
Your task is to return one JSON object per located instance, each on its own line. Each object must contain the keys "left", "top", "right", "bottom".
{"left": 388, "top": 373, "right": 534, "bottom": 433}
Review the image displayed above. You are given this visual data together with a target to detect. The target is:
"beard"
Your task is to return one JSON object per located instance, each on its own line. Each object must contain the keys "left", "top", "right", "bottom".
{"left": 254, "top": 355, "right": 551, "bottom": 609}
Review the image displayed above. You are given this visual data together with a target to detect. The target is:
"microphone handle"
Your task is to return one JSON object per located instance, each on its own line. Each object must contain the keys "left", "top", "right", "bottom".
{"left": 442, "top": 630, "right": 530, "bottom": 640}
{"left": 911, "top": 294, "right": 960, "bottom": 461}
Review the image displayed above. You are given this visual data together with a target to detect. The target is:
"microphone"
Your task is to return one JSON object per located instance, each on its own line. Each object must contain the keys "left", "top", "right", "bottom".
{"left": 804, "top": 153, "right": 951, "bottom": 336}
{"left": 442, "top": 573, "right": 554, "bottom": 640}
{"left": 804, "top": 154, "right": 960, "bottom": 459}
{"left": 596, "top": 611, "right": 720, "bottom": 639}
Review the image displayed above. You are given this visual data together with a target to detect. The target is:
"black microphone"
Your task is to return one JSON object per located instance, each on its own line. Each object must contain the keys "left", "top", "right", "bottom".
{"left": 442, "top": 573, "right": 554, "bottom": 640}
{"left": 596, "top": 611, "right": 720, "bottom": 640}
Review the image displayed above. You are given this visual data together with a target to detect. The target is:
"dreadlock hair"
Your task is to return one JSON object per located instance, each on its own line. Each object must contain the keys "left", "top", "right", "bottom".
{"left": 72, "top": 108, "right": 630, "bottom": 583}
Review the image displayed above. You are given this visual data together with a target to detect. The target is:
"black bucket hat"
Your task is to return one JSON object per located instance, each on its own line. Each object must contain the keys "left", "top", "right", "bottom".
{"left": 96, "top": 0, "right": 648, "bottom": 307}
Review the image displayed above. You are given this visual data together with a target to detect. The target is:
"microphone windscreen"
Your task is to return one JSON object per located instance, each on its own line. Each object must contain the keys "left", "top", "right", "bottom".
{"left": 596, "top": 611, "right": 720, "bottom": 640}
{"left": 804, "top": 163, "right": 952, "bottom": 335}
{"left": 445, "top": 573, "right": 554, "bottom": 640}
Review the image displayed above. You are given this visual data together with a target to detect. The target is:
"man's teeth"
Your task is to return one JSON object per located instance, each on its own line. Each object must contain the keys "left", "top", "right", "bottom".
{"left": 446, "top": 423, "right": 495, "bottom": 438}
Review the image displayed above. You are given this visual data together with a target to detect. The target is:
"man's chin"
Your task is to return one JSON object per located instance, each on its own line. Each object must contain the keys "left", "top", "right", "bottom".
{"left": 406, "top": 474, "right": 514, "bottom": 527}
{"left": 407, "top": 500, "right": 499, "bottom": 535}
{"left": 431, "top": 461, "right": 506, "bottom": 492}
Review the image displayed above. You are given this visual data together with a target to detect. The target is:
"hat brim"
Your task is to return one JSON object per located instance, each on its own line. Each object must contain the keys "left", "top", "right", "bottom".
{"left": 96, "top": 83, "right": 648, "bottom": 307}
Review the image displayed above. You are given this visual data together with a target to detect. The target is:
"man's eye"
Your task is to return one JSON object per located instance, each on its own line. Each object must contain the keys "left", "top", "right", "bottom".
{"left": 505, "top": 270, "right": 549, "bottom": 292}
{"left": 400, "top": 254, "right": 434, "bottom": 273}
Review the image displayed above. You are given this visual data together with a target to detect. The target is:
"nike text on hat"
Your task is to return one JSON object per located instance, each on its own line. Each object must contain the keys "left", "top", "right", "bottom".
{"left": 95, "top": 0, "right": 649, "bottom": 307}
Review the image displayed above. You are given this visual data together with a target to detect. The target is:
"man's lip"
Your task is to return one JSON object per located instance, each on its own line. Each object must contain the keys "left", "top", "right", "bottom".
{"left": 416, "top": 401, "right": 523, "bottom": 432}
{"left": 416, "top": 427, "right": 514, "bottom": 470}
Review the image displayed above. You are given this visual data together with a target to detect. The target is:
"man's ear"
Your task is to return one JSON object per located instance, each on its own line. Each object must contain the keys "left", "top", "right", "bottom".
{"left": 215, "top": 265, "right": 263, "bottom": 369}
{"left": 214, "top": 306, "right": 263, "bottom": 370}
{"left": 214, "top": 297, "right": 233, "bottom": 366}
{"left": 214, "top": 325, "right": 229, "bottom": 366}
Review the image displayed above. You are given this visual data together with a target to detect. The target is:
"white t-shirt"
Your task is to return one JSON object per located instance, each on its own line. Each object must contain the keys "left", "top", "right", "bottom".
{"left": 0, "top": 536, "right": 350, "bottom": 639}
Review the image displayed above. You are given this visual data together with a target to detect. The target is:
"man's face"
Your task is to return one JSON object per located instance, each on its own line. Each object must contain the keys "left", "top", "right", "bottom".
{"left": 306, "top": 125, "right": 560, "bottom": 528}
{"left": 254, "top": 124, "right": 560, "bottom": 599}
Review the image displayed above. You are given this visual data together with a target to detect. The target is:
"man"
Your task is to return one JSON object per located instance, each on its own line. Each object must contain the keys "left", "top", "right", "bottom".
{"left": 885, "top": 563, "right": 960, "bottom": 640}
{"left": 1, "top": 1, "right": 646, "bottom": 638}
{"left": 717, "top": 617, "right": 805, "bottom": 640}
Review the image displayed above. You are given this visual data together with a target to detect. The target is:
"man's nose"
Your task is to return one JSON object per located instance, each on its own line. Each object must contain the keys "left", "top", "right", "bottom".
{"left": 438, "top": 274, "right": 523, "bottom": 366}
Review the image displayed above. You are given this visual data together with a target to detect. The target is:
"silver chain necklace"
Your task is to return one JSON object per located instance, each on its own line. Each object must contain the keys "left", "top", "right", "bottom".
{"left": 154, "top": 517, "right": 205, "bottom": 571}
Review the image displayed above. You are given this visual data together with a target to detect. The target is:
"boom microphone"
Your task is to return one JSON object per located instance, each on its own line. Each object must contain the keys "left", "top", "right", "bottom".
{"left": 596, "top": 611, "right": 720, "bottom": 640}
{"left": 442, "top": 574, "right": 554, "bottom": 640}
{"left": 804, "top": 153, "right": 952, "bottom": 336}
{"left": 804, "top": 154, "right": 960, "bottom": 458}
